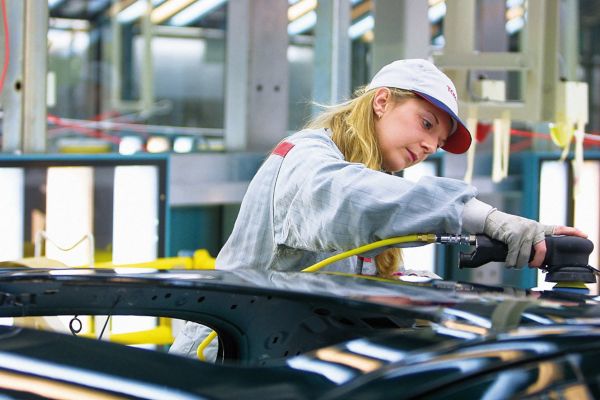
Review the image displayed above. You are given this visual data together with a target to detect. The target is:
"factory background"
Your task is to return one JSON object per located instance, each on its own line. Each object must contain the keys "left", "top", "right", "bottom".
{"left": 0, "top": 0, "right": 599, "bottom": 291}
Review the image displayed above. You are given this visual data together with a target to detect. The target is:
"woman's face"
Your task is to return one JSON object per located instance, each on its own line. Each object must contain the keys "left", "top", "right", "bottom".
{"left": 373, "top": 88, "right": 452, "bottom": 172}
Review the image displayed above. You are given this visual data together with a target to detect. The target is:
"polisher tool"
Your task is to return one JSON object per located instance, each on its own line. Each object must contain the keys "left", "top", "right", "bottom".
{"left": 458, "top": 235, "right": 596, "bottom": 293}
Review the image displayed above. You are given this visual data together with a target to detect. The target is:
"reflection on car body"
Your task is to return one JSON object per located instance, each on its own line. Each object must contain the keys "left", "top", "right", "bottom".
{"left": 0, "top": 267, "right": 599, "bottom": 399}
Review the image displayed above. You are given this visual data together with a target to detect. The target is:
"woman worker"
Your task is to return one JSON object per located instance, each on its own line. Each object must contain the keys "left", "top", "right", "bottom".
{"left": 170, "top": 59, "right": 586, "bottom": 358}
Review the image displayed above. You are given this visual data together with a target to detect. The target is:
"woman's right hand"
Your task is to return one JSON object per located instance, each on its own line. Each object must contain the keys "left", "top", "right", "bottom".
{"left": 483, "top": 210, "right": 587, "bottom": 268}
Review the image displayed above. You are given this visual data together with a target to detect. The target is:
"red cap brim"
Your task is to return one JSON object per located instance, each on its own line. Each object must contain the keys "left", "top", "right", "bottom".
{"left": 413, "top": 92, "right": 472, "bottom": 154}
{"left": 441, "top": 123, "right": 472, "bottom": 154}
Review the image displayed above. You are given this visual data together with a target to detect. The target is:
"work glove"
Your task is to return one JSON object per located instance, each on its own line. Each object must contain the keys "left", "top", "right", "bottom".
{"left": 483, "top": 209, "right": 555, "bottom": 268}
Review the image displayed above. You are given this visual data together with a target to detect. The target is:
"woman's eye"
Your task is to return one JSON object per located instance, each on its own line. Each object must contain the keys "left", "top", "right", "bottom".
{"left": 423, "top": 119, "right": 433, "bottom": 130}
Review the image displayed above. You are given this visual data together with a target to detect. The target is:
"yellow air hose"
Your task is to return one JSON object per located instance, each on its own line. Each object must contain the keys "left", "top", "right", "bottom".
{"left": 301, "top": 233, "right": 437, "bottom": 272}
{"left": 196, "top": 234, "right": 437, "bottom": 359}
{"left": 196, "top": 330, "right": 218, "bottom": 361}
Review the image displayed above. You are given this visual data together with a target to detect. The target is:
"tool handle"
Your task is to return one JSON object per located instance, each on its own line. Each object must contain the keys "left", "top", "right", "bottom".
{"left": 459, "top": 235, "right": 508, "bottom": 268}
{"left": 459, "top": 235, "right": 594, "bottom": 269}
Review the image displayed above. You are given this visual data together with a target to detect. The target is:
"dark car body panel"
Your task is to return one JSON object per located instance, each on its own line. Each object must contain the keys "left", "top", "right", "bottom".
{"left": 1, "top": 267, "right": 600, "bottom": 399}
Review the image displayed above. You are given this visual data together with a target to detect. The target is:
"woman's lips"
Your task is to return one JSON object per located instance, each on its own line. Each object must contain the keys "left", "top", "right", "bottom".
{"left": 407, "top": 149, "right": 417, "bottom": 163}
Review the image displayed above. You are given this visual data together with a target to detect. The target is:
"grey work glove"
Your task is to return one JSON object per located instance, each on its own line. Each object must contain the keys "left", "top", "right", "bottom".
{"left": 483, "top": 209, "right": 555, "bottom": 268}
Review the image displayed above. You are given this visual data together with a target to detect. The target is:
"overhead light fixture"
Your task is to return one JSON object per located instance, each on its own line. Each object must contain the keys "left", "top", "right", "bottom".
{"left": 505, "top": 0, "right": 525, "bottom": 34}
{"left": 49, "top": 18, "right": 90, "bottom": 31}
{"left": 151, "top": 0, "right": 196, "bottom": 24}
{"left": 348, "top": 15, "right": 373, "bottom": 40}
{"left": 116, "top": 0, "right": 165, "bottom": 24}
{"left": 119, "top": 136, "right": 144, "bottom": 155}
{"left": 432, "top": 34, "right": 445, "bottom": 48}
{"left": 146, "top": 136, "right": 171, "bottom": 153}
{"left": 506, "top": 0, "right": 524, "bottom": 7}
{"left": 117, "top": 0, "right": 148, "bottom": 24}
{"left": 48, "top": 0, "right": 66, "bottom": 9}
{"left": 505, "top": 17, "right": 524, "bottom": 34}
{"left": 173, "top": 137, "right": 194, "bottom": 153}
{"left": 288, "top": 0, "right": 316, "bottom": 21}
{"left": 287, "top": 10, "right": 316, "bottom": 35}
{"left": 287, "top": 0, "right": 367, "bottom": 36}
{"left": 169, "top": 0, "right": 227, "bottom": 26}
{"left": 506, "top": 5, "right": 525, "bottom": 20}
{"left": 428, "top": 1, "right": 446, "bottom": 23}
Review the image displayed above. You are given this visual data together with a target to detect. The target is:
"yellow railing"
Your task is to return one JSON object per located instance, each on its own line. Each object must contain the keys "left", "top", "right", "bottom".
{"left": 6, "top": 249, "right": 216, "bottom": 348}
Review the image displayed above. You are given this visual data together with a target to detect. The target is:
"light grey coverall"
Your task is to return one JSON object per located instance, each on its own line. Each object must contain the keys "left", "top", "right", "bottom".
{"left": 169, "top": 128, "right": 481, "bottom": 360}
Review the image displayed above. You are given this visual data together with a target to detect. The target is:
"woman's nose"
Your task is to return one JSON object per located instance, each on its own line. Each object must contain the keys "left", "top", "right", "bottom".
{"left": 421, "top": 138, "right": 437, "bottom": 154}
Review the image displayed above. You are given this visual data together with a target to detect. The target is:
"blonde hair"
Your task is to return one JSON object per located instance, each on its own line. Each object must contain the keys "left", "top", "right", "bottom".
{"left": 307, "top": 87, "right": 417, "bottom": 279}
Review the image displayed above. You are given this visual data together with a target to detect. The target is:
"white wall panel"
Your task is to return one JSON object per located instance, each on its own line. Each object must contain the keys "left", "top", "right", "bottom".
{"left": 574, "top": 161, "right": 600, "bottom": 294}
{"left": 46, "top": 167, "right": 94, "bottom": 266}
{"left": 0, "top": 169, "right": 24, "bottom": 261}
{"left": 402, "top": 162, "right": 437, "bottom": 273}
{"left": 112, "top": 166, "right": 158, "bottom": 264}
{"left": 538, "top": 161, "right": 568, "bottom": 290}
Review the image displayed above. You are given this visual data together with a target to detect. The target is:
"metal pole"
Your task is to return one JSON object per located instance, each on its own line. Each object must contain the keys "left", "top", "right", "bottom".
{"left": 1, "top": 0, "right": 25, "bottom": 152}
{"left": 22, "top": 0, "right": 48, "bottom": 152}
{"left": 313, "top": 0, "right": 351, "bottom": 111}
{"left": 141, "top": 0, "right": 154, "bottom": 112}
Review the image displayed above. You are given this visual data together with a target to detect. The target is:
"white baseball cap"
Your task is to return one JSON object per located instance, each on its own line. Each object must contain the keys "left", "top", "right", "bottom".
{"left": 367, "top": 59, "right": 471, "bottom": 154}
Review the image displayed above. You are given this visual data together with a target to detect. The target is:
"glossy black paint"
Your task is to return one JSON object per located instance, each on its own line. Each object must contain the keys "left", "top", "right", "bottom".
{"left": 1, "top": 267, "right": 600, "bottom": 399}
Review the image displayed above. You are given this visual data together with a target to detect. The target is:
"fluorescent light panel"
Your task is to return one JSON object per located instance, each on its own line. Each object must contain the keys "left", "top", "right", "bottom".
{"left": 506, "top": 17, "right": 524, "bottom": 34}
{"left": 173, "top": 137, "right": 194, "bottom": 153}
{"left": 170, "top": 0, "right": 227, "bottom": 26}
{"left": 117, "top": 0, "right": 165, "bottom": 24}
{"left": 287, "top": 0, "right": 372, "bottom": 37}
{"left": 348, "top": 15, "right": 373, "bottom": 39}
{"left": 119, "top": 136, "right": 144, "bottom": 155}
{"left": 506, "top": 0, "right": 525, "bottom": 7}
{"left": 146, "top": 136, "right": 170, "bottom": 153}
{"left": 49, "top": 18, "right": 90, "bottom": 31}
{"left": 288, "top": 10, "right": 316, "bottom": 35}
{"left": 48, "top": 0, "right": 66, "bottom": 9}
{"left": 428, "top": 1, "right": 446, "bottom": 23}
{"left": 288, "top": 0, "right": 316, "bottom": 21}
{"left": 117, "top": 0, "right": 148, "bottom": 23}
{"left": 151, "top": 0, "right": 196, "bottom": 24}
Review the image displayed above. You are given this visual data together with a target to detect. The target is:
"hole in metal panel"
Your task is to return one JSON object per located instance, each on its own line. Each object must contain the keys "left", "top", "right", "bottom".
{"left": 313, "top": 308, "right": 330, "bottom": 316}
{"left": 361, "top": 317, "right": 400, "bottom": 329}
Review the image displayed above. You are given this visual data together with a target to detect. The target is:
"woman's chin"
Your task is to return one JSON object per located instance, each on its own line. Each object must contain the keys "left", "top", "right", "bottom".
{"left": 383, "top": 163, "right": 405, "bottom": 173}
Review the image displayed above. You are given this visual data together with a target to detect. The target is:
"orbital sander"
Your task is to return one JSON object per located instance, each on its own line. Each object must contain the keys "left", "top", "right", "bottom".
{"left": 458, "top": 235, "right": 596, "bottom": 293}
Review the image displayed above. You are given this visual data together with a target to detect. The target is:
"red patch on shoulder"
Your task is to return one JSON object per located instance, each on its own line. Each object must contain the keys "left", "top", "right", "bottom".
{"left": 272, "top": 141, "right": 295, "bottom": 157}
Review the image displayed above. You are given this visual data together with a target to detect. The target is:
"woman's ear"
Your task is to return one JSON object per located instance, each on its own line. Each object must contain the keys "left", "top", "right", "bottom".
{"left": 372, "top": 87, "right": 390, "bottom": 118}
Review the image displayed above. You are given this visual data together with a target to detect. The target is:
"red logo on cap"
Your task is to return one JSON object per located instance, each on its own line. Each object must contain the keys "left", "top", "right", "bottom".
{"left": 447, "top": 85, "right": 457, "bottom": 101}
